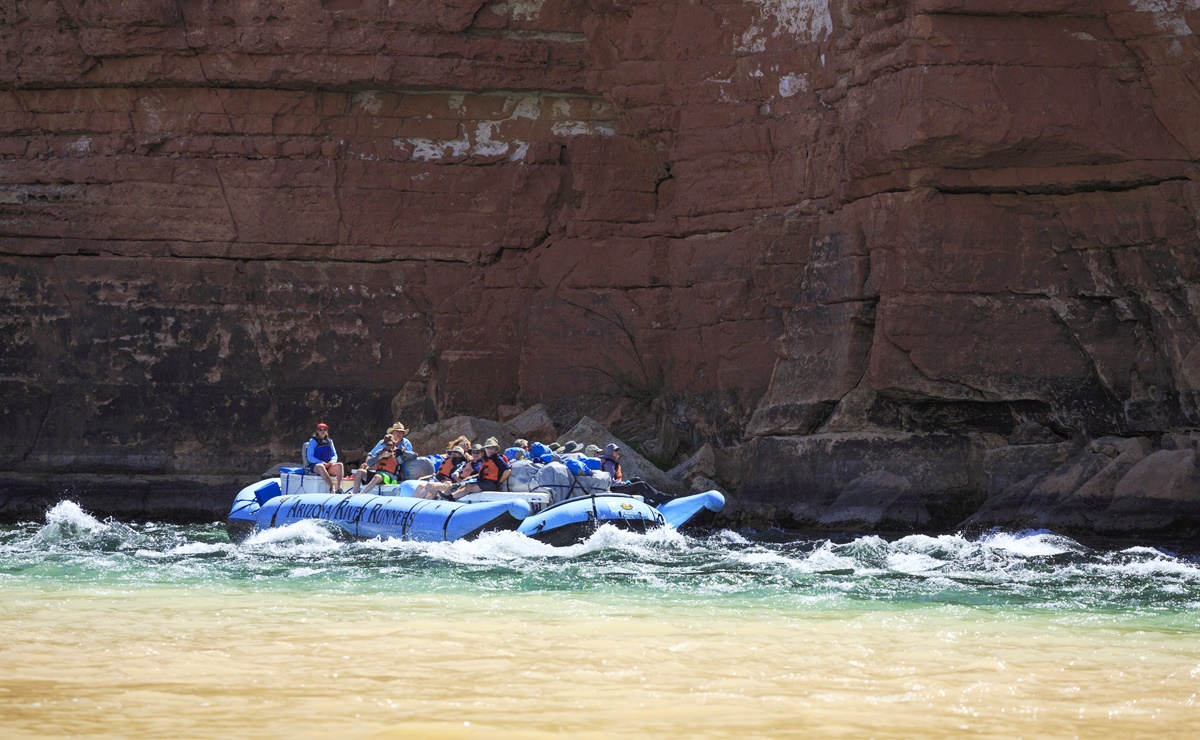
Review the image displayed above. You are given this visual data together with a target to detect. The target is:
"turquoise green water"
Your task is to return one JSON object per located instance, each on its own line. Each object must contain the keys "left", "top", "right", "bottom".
{"left": 1, "top": 502, "right": 1199, "bottom": 738}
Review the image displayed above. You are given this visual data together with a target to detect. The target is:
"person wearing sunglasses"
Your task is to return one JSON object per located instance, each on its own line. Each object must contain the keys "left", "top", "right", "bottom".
{"left": 304, "top": 423, "right": 344, "bottom": 493}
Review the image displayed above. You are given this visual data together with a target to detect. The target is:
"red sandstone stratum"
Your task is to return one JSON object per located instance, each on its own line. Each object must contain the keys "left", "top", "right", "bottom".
{"left": 2, "top": 1, "right": 1199, "bottom": 534}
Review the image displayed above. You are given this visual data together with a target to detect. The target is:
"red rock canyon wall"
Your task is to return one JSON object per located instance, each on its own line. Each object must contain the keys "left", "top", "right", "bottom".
{"left": 2, "top": 0, "right": 1199, "bottom": 532}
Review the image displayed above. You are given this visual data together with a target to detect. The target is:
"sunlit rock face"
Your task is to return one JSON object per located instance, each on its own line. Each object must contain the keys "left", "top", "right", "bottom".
{"left": 2, "top": 1, "right": 1199, "bottom": 532}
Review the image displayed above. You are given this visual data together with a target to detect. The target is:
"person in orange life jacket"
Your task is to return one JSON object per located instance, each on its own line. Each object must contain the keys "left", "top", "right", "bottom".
{"left": 364, "top": 422, "right": 413, "bottom": 477}
{"left": 600, "top": 443, "right": 623, "bottom": 482}
{"left": 412, "top": 442, "right": 477, "bottom": 500}
{"left": 436, "top": 445, "right": 468, "bottom": 482}
{"left": 459, "top": 444, "right": 485, "bottom": 478}
{"left": 305, "top": 423, "right": 344, "bottom": 493}
{"left": 448, "top": 438, "right": 510, "bottom": 499}
{"left": 351, "top": 438, "right": 399, "bottom": 495}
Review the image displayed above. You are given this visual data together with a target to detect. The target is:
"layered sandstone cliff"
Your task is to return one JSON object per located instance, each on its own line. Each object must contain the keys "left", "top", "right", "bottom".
{"left": 2, "top": 1, "right": 1199, "bottom": 533}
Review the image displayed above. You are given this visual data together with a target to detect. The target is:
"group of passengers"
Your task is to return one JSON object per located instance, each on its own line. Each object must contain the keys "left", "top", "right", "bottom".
{"left": 303, "top": 422, "right": 623, "bottom": 499}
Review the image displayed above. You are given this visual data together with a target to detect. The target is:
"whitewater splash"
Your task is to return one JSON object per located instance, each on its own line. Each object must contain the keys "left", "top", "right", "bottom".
{"left": 1, "top": 502, "right": 1198, "bottom": 611}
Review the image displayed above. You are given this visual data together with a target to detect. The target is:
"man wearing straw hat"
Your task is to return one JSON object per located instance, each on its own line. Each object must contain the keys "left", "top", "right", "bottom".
{"left": 447, "top": 437, "right": 510, "bottom": 500}
{"left": 362, "top": 422, "right": 414, "bottom": 477}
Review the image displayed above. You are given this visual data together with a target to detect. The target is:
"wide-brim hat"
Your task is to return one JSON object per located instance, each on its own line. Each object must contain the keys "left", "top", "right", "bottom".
{"left": 450, "top": 445, "right": 467, "bottom": 456}
{"left": 604, "top": 443, "right": 620, "bottom": 456}
{"left": 548, "top": 442, "right": 563, "bottom": 452}
{"left": 562, "top": 440, "right": 581, "bottom": 453}
{"left": 471, "top": 444, "right": 484, "bottom": 452}
{"left": 388, "top": 422, "right": 408, "bottom": 434}
{"left": 484, "top": 436, "right": 500, "bottom": 450}
{"left": 585, "top": 444, "right": 601, "bottom": 456}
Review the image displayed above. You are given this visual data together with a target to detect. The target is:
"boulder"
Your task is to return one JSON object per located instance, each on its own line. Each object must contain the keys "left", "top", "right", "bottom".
{"left": 982, "top": 441, "right": 1079, "bottom": 498}
{"left": 503, "top": 403, "right": 557, "bottom": 444}
{"left": 557, "top": 417, "right": 680, "bottom": 492}
{"left": 1095, "top": 450, "right": 1200, "bottom": 533}
{"left": 818, "top": 471, "right": 930, "bottom": 529}
{"left": 668, "top": 444, "right": 716, "bottom": 486}
{"left": 963, "top": 437, "right": 1151, "bottom": 531}
{"left": 712, "top": 446, "right": 746, "bottom": 492}
{"left": 408, "top": 416, "right": 511, "bottom": 456}
{"left": 742, "top": 432, "right": 986, "bottom": 526}
{"left": 497, "top": 405, "right": 524, "bottom": 423}
{"left": 688, "top": 476, "right": 723, "bottom": 494}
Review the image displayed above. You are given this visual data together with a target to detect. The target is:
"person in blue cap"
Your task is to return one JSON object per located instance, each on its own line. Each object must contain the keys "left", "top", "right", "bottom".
{"left": 600, "top": 443, "right": 623, "bottom": 482}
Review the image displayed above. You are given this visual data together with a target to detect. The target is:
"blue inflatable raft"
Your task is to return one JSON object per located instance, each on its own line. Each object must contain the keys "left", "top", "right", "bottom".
{"left": 226, "top": 466, "right": 725, "bottom": 545}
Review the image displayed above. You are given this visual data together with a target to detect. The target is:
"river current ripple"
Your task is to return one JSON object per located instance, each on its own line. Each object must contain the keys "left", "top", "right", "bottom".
{"left": 2, "top": 501, "right": 1198, "bottom": 613}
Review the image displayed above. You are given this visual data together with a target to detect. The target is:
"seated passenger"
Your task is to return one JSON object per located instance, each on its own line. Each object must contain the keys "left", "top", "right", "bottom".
{"left": 366, "top": 422, "right": 413, "bottom": 462}
{"left": 351, "top": 438, "right": 400, "bottom": 495}
{"left": 449, "top": 438, "right": 511, "bottom": 500}
{"left": 305, "top": 423, "right": 344, "bottom": 493}
{"left": 600, "top": 443, "right": 623, "bottom": 482}
{"left": 410, "top": 443, "right": 471, "bottom": 500}
{"left": 436, "top": 445, "right": 468, "bottom": 482}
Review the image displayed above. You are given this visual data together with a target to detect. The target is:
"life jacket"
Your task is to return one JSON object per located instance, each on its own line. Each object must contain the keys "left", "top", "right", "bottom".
{"left": 601, "top": 456, "right": 623, "bottom": 482}
{"left": 478, "top": 456, "right": 503, "bottom": 483}
{"left": 310, "top": 435, "right": 334, "bottom": 462}
{"left": 375, "top": 453, "right": 399, "bottom": 475}
{"left": 437, "top": 456, "right": 459, "bottom": 480}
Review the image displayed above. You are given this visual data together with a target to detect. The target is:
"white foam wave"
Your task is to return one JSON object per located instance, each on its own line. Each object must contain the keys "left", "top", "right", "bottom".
{"left": 409, "top": 530, "right": 562, "bottom": 564}
{"left": 169, "top": 542, "right": 234, "bottom": 556}
{"left": 886, "top": 552, "right": 948, "bottom": 575}
{"left": 730, "top": 549, "right": 802, "bottom": 568}
{"left": 892, "top": 533, "right": 972, "bottom": 560}
{"left": 1103, "top": 557, "right": 1200, "bottom": 581}
{"left": 981, "top": 531, "right": 1074, "bottom": 557}
{"left": 711, "top": 529, "right": 751, "bottom": 545}
{"left": 36, "top": 501, "right": 104, "bottom": 537}
{"left": 353, "top": 522, "right": 698, "bottom": 567}
{"left": 800, "top": 542, "right": 858, "bottom": 573}
{"left": 28, "top": 501, "right": 139, "bottom": 550}
{"left": 1121, "top": 546, "right": 1169, "bottom": 557}
{"left": 239, "top": 519, "right": 343, "bottom": 556}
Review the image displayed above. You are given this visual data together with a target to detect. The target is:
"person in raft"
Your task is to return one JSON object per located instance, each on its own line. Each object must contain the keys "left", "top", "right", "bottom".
{"left": 305, "top": 423, "right": 344, "bottom": 493}
{"left": 436, "top": 444, "right": 469, "bottom": 482}
{"left": 367, "top": 422, "right": 413, "bottom": 459}
{"left": 600, "top": 443, "right": 623, "bottom": 482}
{"left": 449, "top": 437, "right": 511, "bottom": 500}
{"left": 350, "top": 437, "right": 400, "bottom": 495}
{"left": 410, "top": 443, "right": 471, "bottom": 500}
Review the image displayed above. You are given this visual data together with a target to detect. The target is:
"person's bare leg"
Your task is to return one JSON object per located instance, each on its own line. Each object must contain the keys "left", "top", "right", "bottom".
{"left": 350, "top": 469, "right": 367, "bottom": 494}
{"left": 316, "top": 463, "right": 334, "bottom": 491}
{"left": 360, "top": 474, "right": 384, "bottom": 495}
{"left": 451, "top": 483, "right": 480, "bottom": 500}
{"left": 332, "top": 463, "right": 344, "bottom": 492}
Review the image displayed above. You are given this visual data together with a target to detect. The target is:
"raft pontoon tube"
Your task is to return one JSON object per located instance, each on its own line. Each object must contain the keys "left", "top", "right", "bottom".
{"left": 227, "top": 466, "right": 725, "bottom": 545}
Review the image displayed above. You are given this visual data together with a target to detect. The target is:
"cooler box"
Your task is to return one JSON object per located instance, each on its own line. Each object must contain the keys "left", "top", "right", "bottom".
{"left": 280, "top": 467, "right": 308, "bottom": 497}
